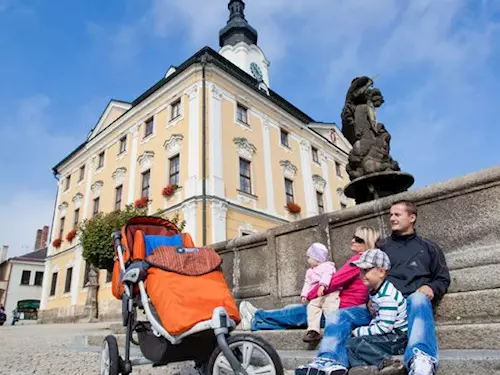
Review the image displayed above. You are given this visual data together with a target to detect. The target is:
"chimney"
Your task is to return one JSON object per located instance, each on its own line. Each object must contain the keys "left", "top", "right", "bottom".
{"left": 34, "top": 229, "right": 43, "bottom": 250}
{"left": 41, "top": 226, "right": 49, "bottom": 248}
{"left": 0, "top": 245, "right": 8, "bottom": 263}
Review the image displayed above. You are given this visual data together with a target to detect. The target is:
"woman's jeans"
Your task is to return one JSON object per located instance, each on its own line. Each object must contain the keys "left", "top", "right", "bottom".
{"left": 251, "top": 304, "right": 326, "bottom": 331}
{"left": 317, "top": 292, "right": 438, "bottom": 368}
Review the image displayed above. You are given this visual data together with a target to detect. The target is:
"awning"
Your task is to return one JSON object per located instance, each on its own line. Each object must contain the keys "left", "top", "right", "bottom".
{"left": 17, "top": 299, "right": 40, "bottom": 310}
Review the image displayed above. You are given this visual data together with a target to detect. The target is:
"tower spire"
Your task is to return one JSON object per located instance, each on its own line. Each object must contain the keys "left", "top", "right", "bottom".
{"left": 219, "top": 0, "right": 258, "bottom": 47}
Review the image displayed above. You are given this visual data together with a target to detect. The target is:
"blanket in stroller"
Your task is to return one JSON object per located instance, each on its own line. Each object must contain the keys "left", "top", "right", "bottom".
{"left": 145, "top": 244, "right": 240, "bottom": 335}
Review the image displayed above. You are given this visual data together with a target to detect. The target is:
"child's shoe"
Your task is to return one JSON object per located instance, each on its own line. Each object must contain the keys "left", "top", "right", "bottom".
{"left": 302, "top": 330, "right": 322, "bottom": 342}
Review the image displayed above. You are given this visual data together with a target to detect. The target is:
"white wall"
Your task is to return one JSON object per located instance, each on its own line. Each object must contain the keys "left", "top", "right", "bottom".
{"left": 4, "top": 261, "right": 44, "bottom": 321}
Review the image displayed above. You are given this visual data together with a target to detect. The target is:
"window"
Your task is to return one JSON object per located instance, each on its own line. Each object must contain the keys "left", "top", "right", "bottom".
{"left": 65, "top": 176, "right": 71, "bottom": 191}
{"left": 64, "top": 267, "right": 73, "bottom": 293}
{"left": 280, "top": 129, "right": 289, "bottom": 147}
{"left": 79, "top": 165, "right": 85, "bottom": 181}
{"left": 115, "top": 185, "right": 123, "bottom": 211}
{"left": 83, "top": 262, "right": 90, "bottom": 287}
{"left": 144, "top": 118, "right": 154, "bottom": 138}
{"left": 169, "top": 155, "right": 180, "bottom": 185}
{"left": 335, "top": 161, "right": 342, "bottom": 177}
{"left": 73, "top": 208, "right": 80, "bottom": 229}
{"left": 50, "top": 272, "right": 58, "bottom": 296}
{"left": 171, "top": 99, "right": 181, "bottom": 120}
{"left": 284, "top": 178, "right": 294, "bottom": 203}
{"left": 239, "top": 158, "right": 251, "bottom": 194}
{"left": 106, "top": 270, "right": 113, "bottom": 283}
{"left": 98, "top": 151, "right": 105, "bottom": 168}
{"left": 93, "top": 197, "right": 100, "bottom": 217}
{"left": 237, "top": 104, "right": 248, "bottom": 124}
{"left": 118, "top": 136, "right": 127, "bottom": 155}
{"left": 341, "top": 203, "right": 347, "bottom": 210}
{"left": 141, "top": 170, "right": 151, "bottom": 198}
{"left": 312, "top": 147, "right": 319, "bottom": 163}
{"left": 317, "top": 191, "right": 324, "bottom": 214}
{"left": 34, "top": 271, "right": 44, "bottom": 286}
{"left": 20, "top": 270, "right": 31, "bottom": 285}
{"left": 59, "top": 217, "right": 65, "bottom": 240}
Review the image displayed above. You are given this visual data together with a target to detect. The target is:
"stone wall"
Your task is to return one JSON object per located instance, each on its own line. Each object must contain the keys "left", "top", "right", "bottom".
{"left": 213, "top": 166, "right": 500, "bottom": 319}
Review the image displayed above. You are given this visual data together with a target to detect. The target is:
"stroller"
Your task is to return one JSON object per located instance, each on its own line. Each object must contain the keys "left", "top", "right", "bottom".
{"left": 101, "top": 216, "right": 283, "bottom": 375}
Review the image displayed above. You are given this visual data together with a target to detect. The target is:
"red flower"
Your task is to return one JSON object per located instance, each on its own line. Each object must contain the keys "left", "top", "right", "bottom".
{"left": 134, "top": 196, "right": 149, "bottom": 208}
{"left": 66, "top": 229, "right": 77, "bottom": 242}
{"left": 162, "top": 184, "right": 178, "bottom": 197}
{"left": 52, "top": 238, "right": 62, "bottom": 248}
{"left": 286, "top": 201, "right": 302, "bottom": 214}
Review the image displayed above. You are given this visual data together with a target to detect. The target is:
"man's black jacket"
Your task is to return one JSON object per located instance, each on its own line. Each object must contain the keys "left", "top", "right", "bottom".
{"left": 377, "top": 232, "right": 451, "bottom": 301}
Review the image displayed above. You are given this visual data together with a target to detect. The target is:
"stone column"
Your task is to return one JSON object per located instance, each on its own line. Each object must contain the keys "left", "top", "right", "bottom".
{"left": 299, "top": 140, "right": 316, "bottom": 217}
{"left": 127, "top": 125, "right": 139, "bottom": 204}
{"left": 262, "top": 117, "right": 276, "bottom": 214}
{"left": 211, "top": 200, "right": 228, "bottom": 243}
{"left": 185, "top": 84, "right": 200, "bottom": 199}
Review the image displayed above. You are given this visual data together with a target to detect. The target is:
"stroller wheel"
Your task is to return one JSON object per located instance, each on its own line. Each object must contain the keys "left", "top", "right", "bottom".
{"left": 207, "top": 334, "right": 284, "bottom": 375}
{"left": 101, "top": 335, "right": 121, "bottom": 375}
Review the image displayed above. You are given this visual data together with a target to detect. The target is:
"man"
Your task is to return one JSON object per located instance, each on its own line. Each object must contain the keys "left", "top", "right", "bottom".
{"left": 295, "top": 200, "right": 450, "bottom": 375}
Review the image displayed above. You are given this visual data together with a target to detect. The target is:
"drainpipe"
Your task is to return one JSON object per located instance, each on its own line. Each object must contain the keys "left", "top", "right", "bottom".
{"left": 48, "top": 170, "right": 61, "bottom": 249}
{"left": 200, "top": 53, "right": 208, "bottom": 246}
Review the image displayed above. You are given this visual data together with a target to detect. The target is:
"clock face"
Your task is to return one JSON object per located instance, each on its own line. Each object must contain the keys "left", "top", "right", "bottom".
{"left": 250, "top": 62, "right": 263, "bottom": 81}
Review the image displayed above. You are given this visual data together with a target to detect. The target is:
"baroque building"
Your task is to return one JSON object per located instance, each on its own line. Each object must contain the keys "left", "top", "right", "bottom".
{"left": 39, "top": 0, "right": 352, "bottom": 321}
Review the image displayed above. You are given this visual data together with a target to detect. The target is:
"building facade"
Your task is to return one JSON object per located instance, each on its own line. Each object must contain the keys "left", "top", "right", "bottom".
{"left": 39, "top": 0, "right": 353, "bottom": 322}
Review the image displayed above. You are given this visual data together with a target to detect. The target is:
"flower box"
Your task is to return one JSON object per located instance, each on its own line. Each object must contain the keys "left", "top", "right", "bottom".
{"left": 66, "top": 229, "right": 77, "bottom": 242}
{"left": 286, "top": 201, "right": 302, "bottom": 214}
{"left": 52, "top": 238, "right": 62, "bottom": 248}
{"left": 162, "top": 184, "right": 178, "bottom": 198}
{"left": 134, "top": 196, "right": 149, "bottom": 208}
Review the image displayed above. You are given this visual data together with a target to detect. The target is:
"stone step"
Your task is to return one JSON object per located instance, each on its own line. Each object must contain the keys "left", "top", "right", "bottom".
{"left": 77, "top": 341, "right": 500, "bottom": 375}
{"left": 104, "top": 322, "right": 500, "bottom": 351}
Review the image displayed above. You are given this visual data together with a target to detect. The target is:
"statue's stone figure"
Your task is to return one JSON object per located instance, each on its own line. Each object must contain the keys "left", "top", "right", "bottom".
{"left": 341, "top": 77, "right": 400, "bottom": 180}
{"left": 82, "top": 264, "right": 99, "bottom": 322}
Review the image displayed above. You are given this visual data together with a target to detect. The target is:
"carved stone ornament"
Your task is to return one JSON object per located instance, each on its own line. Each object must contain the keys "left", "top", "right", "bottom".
{"left": 164, "top": 134, "right": 184, "bottom": 157}
{"left": 233, "top": 137, "right": 256, "bottom": 160}
{"left": 58, "top": 202, "right": 69, "bottom": 216}
{"left": 280, "top": 160, "right": 298, "bottom": 180}
{"left": 72, "top": 193, "right": 83, "bottom": 209}
{"left": 52, "top": 264, "right": 60, "bottom": 273}
{"left": 212, "top": 201, "right": 228, "bottom": 222}
{"left": 185, "top": 84, "right": 199, "bottom": 100}
{"left": 337, "top": 188, "right": 348, "bottom": 204}
{"left": 91, "top": 181, "right": 104, "bottom": 198}
{"left": 137, "top": 151, "right": 154, "bottom": 172}
{"left": 212, "top": 84, "right": 223, "bottom": 100}
{"left": 112, "top": 167, "right": 127, "bottom": 186}
{"left": 237, "top": 192, "right": 256, "bottom": 205}
{"left": 312, "top": 175, "right": 327, "bottom": 193}
{"left": 300, "top": 140, "right": 310, "bottom": 152}
{"left": 262, "top": 116, "right": 270, "bottom": 130}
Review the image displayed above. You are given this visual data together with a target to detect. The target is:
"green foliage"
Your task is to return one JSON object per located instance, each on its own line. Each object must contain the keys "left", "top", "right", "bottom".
{"left": 79, "top": 204, "right": 186, "bottom": 271}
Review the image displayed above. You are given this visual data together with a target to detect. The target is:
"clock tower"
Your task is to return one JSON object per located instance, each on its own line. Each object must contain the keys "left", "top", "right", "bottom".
{"left": 219, "top": 0, "right": 271, "bottom": 88}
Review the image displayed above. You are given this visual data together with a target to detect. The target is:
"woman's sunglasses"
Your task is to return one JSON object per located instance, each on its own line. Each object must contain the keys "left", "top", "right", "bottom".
{"left": 352, "top": 235, "right": 365, "bottom": 244}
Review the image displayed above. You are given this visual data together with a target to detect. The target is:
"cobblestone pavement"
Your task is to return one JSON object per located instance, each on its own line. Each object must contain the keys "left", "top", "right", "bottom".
{"left": 0, "top": 322, "right": 199, "bottom": 375}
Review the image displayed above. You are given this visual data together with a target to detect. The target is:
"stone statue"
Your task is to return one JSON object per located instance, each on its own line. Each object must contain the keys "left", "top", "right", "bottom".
{"left": 341, "top": 76, "right": 400, "bottom": 181}
{"left": 82, "top": 265, "right": 99, "bottom": 322}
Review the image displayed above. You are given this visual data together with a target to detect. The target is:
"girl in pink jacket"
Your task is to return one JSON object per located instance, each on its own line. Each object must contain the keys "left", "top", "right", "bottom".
{"left": 300, "top": 243, "right": 340, "bottom": 342}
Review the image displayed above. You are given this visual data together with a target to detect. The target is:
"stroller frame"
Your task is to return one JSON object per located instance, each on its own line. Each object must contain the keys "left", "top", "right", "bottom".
{"left": 108, "top": 231, "right": 252, "bottom": 375}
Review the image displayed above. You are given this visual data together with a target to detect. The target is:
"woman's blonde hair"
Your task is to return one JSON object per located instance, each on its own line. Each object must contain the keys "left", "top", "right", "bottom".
{"left": 354, "top": 226, "right": 380, "bottom": 249}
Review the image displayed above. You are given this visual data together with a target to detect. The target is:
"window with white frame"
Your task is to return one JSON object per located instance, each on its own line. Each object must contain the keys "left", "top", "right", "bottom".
{"left": 312, "top": 147, "right": 319, "bottom": 163}
{"left": 64, "top": 267, "right": 73, "bottom": 293}
{"left": 239, "top": 158, "right": 251, "bottom": 194}
{"left": 115, "top": 185, "right": 123, "bottom": 211}
{"left": 118, "top": 136, "right": 127, "bottom": 155}
{"left": 169, "top": 155, "right": 180, "bottom": 185}
{"left": 316, "top": 191, "right": 324, "bottom": 214}
{"left": 144, "top": 118, "right": 154, "bottom": 138}
{"left": 98, "top": 151, "right": 105, "bottom": 168}
{"left": 73, "top": 208, "right": 79, "bottom": 229}
{"left": 34, "top": 271, "right": 43, "bottom": 286}
{"left": 50, "top": 272, "right": 58, "bottom": 296}
{"left": 171, "top": 99, "right": 181, "bottom": 120}
{"left": 65, "top": 175, "right": 71, "bottom": 191}
{"left": 92, "top": 197, "right": 100, "bottom": 217}
{"left": 284, "top": 178, "right": 294, "bottom": 203}
{"left": 237, "top": 104, "right": 248, "bottom": 124}
{"left": 280, "top": 129, "right": 289, "bottom": 147}
{"left": 58, "top": 217, "right": 65, "bottom": 240}
{"left": 141, "top": 169, "right": 151, "bottom": 198}
{"left": 20, "top": 270, "right": 31, "bottom": 285}
{"left": 79, "top": 165, "right": 85, "bottom": 181}
{"left": 335, "top": 161, "right": 342, "bottom": 177}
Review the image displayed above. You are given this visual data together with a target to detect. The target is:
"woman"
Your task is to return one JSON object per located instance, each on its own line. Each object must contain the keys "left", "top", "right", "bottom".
{"left": 238, "top": 226, "right": 380, "bottom": 334}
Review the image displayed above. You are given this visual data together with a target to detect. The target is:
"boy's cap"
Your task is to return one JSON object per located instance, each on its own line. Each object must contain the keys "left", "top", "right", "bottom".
{"left": 351, "top": 249, "right": 391, "bottom": 270}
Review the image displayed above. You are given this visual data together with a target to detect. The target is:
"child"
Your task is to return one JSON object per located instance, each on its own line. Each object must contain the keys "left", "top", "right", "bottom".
{"left": 347, "top": 249, "right": 408, "bottom": 375}
{"left": 301, "top": 243, "right": 340, "bottom": 343}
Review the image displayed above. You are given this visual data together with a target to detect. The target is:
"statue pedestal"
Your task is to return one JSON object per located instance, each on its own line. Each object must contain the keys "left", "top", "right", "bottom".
{"left": 344, "top": 171, "right": 414, "bottom": 204}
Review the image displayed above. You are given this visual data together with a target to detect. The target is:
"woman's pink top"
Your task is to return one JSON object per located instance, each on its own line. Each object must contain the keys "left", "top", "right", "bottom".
{"left": 307, "top": 252, "right": 369, "bottom": 308}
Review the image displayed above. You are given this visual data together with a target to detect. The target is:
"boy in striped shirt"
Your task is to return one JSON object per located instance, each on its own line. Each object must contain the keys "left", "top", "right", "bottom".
{"left": 347, "top": 249, "right": 408, "bottom": 375}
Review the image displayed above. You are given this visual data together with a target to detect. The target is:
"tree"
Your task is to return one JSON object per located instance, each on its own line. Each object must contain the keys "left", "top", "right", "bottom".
{"left": 79, "top": 204, "right": 186, "bottom": 271}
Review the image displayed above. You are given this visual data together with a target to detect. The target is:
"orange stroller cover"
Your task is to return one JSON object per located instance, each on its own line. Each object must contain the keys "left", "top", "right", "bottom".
{"left": 145, "top": 246, "right": 240, "bottom": 335}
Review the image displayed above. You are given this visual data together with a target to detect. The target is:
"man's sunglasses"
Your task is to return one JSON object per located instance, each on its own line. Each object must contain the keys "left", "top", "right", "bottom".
{"left": 352, "top": 235, "right": 365, "bottom": 244}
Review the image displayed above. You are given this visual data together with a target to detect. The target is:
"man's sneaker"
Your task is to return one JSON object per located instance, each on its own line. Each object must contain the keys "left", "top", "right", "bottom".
{"left": 409, "top": 349, "right": 437, "bottom": 375}
{"left": 295, "top": 357, "right": 347, "bottom": 375}
{"left": 237, "top": 301, "right": 258, "bottom": 330}
{"left": 348, "top": 365, "right": 379, "bottom": 375}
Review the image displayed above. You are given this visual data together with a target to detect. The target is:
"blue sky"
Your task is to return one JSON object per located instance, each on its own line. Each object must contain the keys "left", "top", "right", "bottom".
{"left": 1, "top": 0, "right": 499, "bottom": 256}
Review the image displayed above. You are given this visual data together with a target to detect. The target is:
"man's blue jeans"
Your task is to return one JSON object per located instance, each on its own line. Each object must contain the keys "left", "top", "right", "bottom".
{"left": 251, "top": 304, "right": 325, "bottom": 331}
{"left": 317, "top": 292, "right": 438, "bottom": 369}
